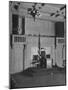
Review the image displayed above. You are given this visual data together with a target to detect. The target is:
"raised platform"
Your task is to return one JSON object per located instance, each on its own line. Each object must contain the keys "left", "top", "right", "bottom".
{"left": 10, "top": 67, "right": 66, "bottom": 89}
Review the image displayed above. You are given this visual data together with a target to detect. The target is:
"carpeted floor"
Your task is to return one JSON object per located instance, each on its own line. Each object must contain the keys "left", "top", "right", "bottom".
{"left": 10, "top": 67, "right": 66, "bottom": 89}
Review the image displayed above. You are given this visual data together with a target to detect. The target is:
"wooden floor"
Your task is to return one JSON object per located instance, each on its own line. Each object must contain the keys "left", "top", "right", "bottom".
{"left": 10, "top": 67, "right": 66, "bottom": 89}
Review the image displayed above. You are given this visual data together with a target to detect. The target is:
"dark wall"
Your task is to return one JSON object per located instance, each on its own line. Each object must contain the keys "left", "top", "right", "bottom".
{"left": 12, "top": 14, "right": 18, "bottom": 34}
{"left": 12, "top": 14, "right": 25, "bottom": 35}
{"left": 22, "top": 17, "right": 25, "bottom": 35}
{"left": 55, "top": 22, "right": 64, "bottom": 37}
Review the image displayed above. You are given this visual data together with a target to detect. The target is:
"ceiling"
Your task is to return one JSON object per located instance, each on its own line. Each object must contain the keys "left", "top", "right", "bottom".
{"left": 10, "top": 1, "right": 66, "bottom": 22}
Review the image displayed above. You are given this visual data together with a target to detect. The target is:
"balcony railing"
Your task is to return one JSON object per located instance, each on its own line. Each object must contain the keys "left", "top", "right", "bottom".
{"left": 13, "top": 35, "right": 27, "bottom": 44}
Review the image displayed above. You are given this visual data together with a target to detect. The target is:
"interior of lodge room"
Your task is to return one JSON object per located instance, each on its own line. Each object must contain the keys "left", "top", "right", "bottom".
{"left": 9, "top": 1, "right": 66, "bottom": 89}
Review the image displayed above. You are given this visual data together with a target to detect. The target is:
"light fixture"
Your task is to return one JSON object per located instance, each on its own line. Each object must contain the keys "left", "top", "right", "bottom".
{"left": 27, "top": 3, "right": 45, "bottom": 21}
{"left": 28, "top": 4, "right": 39, "bottom": 21}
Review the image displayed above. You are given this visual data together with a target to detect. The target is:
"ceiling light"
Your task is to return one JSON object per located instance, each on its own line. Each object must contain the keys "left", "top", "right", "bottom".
{"left": 27, "top": 3, "right": 45, "bottom": 21}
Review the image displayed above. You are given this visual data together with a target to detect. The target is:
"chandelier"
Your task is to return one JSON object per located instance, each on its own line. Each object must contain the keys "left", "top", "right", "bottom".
{"left": 27, "top": 3, "right": 45, "bottom": 21}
